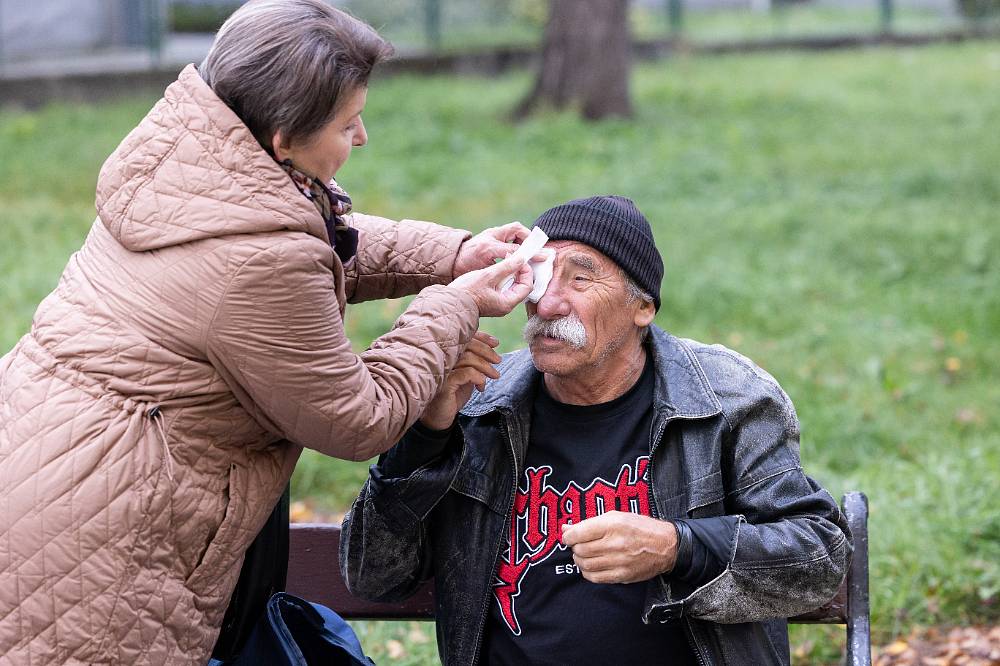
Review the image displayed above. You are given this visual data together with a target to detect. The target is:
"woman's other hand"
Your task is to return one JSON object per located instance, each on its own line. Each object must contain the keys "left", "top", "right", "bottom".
{"left": 420, "top": 332, "right": 501, "bottom": 430}
{"left": 450, "top": 254, "right": 533, "bottom": 317}
{"left": 453, "top": 222, "right": 532, "bottom": 277}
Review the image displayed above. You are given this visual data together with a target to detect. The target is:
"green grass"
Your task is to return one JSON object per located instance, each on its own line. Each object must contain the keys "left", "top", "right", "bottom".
{"left": 2, "top": 42, "right": 999, "bottom": 663}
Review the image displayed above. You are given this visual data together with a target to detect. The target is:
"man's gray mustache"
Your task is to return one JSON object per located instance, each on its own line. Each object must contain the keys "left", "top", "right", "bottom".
{"left": 522, "top": 314, "right": 588, "bottom": 349}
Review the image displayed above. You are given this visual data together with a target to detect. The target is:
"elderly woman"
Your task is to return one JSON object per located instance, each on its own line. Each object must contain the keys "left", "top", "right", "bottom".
{"left": 0, "top": 1, "right": 533, "bottom": 663}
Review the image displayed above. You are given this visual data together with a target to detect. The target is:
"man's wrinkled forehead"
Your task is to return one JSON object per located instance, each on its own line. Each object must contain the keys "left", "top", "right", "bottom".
{"left": 546, "top": 239, "right": 616, "bottom": 274}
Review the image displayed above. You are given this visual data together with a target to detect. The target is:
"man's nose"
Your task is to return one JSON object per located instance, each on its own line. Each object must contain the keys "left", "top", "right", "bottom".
{"left": 534, "top": 280, "right": 570, "bottom": 319}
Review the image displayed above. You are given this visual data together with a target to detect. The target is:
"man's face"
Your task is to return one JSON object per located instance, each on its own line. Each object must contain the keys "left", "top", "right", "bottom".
{"left": 523, "top": 240, "right": 653, "bottom": 378}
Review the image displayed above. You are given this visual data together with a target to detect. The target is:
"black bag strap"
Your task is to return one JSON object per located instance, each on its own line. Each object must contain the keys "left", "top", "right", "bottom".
{"left": 211, "top": 483, "right": 290, "bottom": 661}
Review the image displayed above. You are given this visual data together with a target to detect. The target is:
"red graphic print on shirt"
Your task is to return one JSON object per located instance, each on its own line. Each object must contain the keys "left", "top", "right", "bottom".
{"left": 492, "top": 456, "right": 651, "bottom": 635}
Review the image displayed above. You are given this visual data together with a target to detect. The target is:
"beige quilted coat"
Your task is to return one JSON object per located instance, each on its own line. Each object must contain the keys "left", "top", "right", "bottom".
{"left": 0, "top": 65, "right": 479, "bottom": 665}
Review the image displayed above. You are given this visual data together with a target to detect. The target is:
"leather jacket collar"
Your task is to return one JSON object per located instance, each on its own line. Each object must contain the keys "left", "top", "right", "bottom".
{"left": 461, "top": 326, "right": 722, "bottom": 422}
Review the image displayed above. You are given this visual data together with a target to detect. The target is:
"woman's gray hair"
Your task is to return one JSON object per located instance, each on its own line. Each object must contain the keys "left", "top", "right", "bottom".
{"left": 199, "top": 0, "right": 393, "bottom": 150}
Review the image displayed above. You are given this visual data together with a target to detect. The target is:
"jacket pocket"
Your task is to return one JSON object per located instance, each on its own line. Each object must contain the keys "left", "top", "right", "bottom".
{"left": 450, "top": 464, "right": 509, "bottom": 515}
{"left": 449, "top": 439, "right": 510, "bottom": 515}
{"left": 185, "top": 462, "right": 248, "bottom": 596}
{"left": 686, "top": 470, "right": 725, "bottom": 518}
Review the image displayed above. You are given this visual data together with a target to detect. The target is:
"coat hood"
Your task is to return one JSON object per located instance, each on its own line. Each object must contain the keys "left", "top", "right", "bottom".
{"left": 95, "top": 64, "right": 325, "bottom": 252}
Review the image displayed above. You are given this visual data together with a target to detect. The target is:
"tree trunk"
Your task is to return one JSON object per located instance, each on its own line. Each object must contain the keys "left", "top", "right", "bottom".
{"left": 515, "top": 0, "right": 633, "bottom": 121}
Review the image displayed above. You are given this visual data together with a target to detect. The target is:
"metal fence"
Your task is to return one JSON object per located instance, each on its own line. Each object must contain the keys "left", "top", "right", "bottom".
{"left": 357, "top": 0, "right": 992, "bottom": 51}
{"left": 0, "top": 0, "right": 996, "bottom": 78}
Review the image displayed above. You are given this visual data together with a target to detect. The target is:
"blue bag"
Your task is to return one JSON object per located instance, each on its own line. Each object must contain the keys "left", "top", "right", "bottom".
{"left": 209, "top": 592, "right": 374, "bottom": 666}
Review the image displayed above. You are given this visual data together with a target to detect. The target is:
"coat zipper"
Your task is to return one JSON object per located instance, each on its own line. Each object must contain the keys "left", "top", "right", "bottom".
{"left": 648, "top": 414, "right": 712, "bottom": 666}
{"left": 470, "top": 412, "right": 519, "bottom": 666}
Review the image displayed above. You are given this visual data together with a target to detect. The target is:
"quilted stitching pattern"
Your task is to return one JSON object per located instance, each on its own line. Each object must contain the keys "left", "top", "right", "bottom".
{"left": 345, "top": 213, "right": 471, "bottom": 303}
{"left": 0, "top": 66, "right": 478, "bottom": 664}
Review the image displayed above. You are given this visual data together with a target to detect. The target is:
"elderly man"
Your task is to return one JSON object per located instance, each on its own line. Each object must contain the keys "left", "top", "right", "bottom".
{"left": 340, "top": 196, "right": 850, "bottom": 665}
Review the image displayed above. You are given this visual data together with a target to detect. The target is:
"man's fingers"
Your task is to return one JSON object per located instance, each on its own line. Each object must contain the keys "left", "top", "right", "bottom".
{"left": 472, "top": 331, "right": 499, "bottom": 348}
{"left": 464, "top": 338, "right": 501, "bottom": 365}
{"left": 453, "top": 354, "right": 500, "bottom": 381}
{"left": 566, "top": 540, "right": 604, "bottom": 559}
{"left": 453, "top": 345, "right": 500, "bottom": 372}
{"left": 561, "top": 515, "right": 607, "bottom": 546}
{"left": 579, "top": 568, "right": 626, "bottom": 585}
{"left": 572, "top": 553, "right": 617, "bottom": 573}
{"left": 448, "top": 366, "right": 490, "bottom": 391}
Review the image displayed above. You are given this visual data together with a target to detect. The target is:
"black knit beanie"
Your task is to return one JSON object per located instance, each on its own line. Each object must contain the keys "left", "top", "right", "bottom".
{"left": 532, "top": 195, "right": 663, "bottom": 310}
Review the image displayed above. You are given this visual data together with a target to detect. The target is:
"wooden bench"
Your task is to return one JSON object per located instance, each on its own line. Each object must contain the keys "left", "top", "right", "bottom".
{"left": 287, "top": 492, "right": 870, "bottom": 665}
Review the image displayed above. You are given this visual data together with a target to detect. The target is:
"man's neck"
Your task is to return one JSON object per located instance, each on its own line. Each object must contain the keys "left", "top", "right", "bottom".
{"left": 543, "top": 343, "right": 648, "bottom": 406}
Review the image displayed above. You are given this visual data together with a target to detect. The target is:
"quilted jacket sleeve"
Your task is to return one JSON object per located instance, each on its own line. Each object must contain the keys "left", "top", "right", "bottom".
{"left": 344, "top": 212, "right": 471, "bottom": 304}
{"left": 205, "top": 238, "right": 479, "bottom": 461}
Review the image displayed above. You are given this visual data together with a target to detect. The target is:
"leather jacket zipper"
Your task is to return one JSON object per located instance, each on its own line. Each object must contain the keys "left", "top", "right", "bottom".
{"left": 684, "top": 617, "right": 710, "bottom": 666}
{"left": 470, "top": 412, "right": 518, "bottom": 666}
{"left": 648, "top": 414, "right": 712, "bottom": 666}
{"left": 646, "top": 417, "right": 668, "bottom": 520}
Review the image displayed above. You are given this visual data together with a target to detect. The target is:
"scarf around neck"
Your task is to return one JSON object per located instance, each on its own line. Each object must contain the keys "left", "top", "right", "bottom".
{"left": 278, "top": 159, "right": 359, "bottom": 264}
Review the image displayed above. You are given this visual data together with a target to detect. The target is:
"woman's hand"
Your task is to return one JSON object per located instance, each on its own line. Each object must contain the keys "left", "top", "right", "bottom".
{"left": 420, "top": 332, "right": 502, "bottom": 430}
{"left": 450, "top": 253, "right": 533, "bottom": 317}
{"left": 453, "top": 222, "right": 532, "bottom": 278}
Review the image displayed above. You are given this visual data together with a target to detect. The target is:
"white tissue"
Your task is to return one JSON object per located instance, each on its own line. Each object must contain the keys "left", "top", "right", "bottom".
{"left": 526, "top": 248, "right": 555, "bottom": 303}
{"left": 501, "top": 227, "right": 553, "bottom": 301}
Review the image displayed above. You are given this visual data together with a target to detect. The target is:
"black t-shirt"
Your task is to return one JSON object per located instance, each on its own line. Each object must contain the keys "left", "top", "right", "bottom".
{"left": 481, "top": 357, "right": 697, "bottom": 665}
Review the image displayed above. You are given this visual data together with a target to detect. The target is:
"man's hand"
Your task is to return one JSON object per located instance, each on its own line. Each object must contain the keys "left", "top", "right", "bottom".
{"left": 420, "top": 332, "right": 502, "bottom": 431}
{"left": 561, "top": 511, "right": 679, "bottom": 585}
{"left": 453, "top": 222, "right": 532, "bottom": 278}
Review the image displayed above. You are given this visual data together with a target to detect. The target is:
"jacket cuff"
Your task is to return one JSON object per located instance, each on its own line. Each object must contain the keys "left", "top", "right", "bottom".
{"left": 668, "top": 518, "right": 729, "bottom": 587}
{"left": 670, "top": 520, "right": 694, "bottom": 576}
{"left": 368, "top": 425, "right": 464, "bottom": 530}
{"left": 378, "top": 421, "right": 458, "bottom": 478}
{"left": 643, "top": 515, "right": 742, "bottom": 624}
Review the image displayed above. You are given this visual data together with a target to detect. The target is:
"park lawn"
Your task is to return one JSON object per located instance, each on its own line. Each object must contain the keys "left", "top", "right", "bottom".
{"left": 1, "top": 42, "right": 998, "bottom": 663}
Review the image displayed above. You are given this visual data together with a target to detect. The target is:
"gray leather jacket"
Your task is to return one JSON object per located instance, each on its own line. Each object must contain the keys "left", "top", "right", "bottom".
{"left": 341, "top": 327, "right": 850, "bottom": 665}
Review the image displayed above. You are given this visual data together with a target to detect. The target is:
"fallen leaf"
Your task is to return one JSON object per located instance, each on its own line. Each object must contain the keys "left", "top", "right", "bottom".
{"left": 408, "top": 625, "right": 430, "bottom": 644}
{"left": 954, "top": 408, "right": 982, "bottom": 425}
{"left": 289, "top": 501, "right": 312, "bottom": 523}
{"left": 386, "top": 639, "right": 405, "bottom": 659}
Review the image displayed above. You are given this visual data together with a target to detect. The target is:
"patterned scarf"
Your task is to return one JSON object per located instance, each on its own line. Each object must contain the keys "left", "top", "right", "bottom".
{"left": 278, "top": 159, "right": 359, "bottom": 264}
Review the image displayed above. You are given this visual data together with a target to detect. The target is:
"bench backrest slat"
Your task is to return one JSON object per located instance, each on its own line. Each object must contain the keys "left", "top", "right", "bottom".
{"left": 285, "top": 492, "right": 870, "bottom": 664}
{"left": 286, "top": 524, "right": 435, "bottom": 619}
{"left": 287, "top": 525, "right": 846, "bottom": 624}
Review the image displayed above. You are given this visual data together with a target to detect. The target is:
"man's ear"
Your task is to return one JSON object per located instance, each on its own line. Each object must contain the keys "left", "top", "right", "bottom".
{"left": 271, "top": 129, "right": 292, "bottom": 162}
{"left": 634, "top": 299, "right": 656, "bottom": 328}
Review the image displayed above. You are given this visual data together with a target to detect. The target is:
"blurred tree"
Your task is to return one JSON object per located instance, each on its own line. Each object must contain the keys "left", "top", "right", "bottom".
{"left": 514, "top": 0, "right": 633, "bottom": 121}
{"left": 955, "top": 0, "right": 1000, "bottom": 18}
